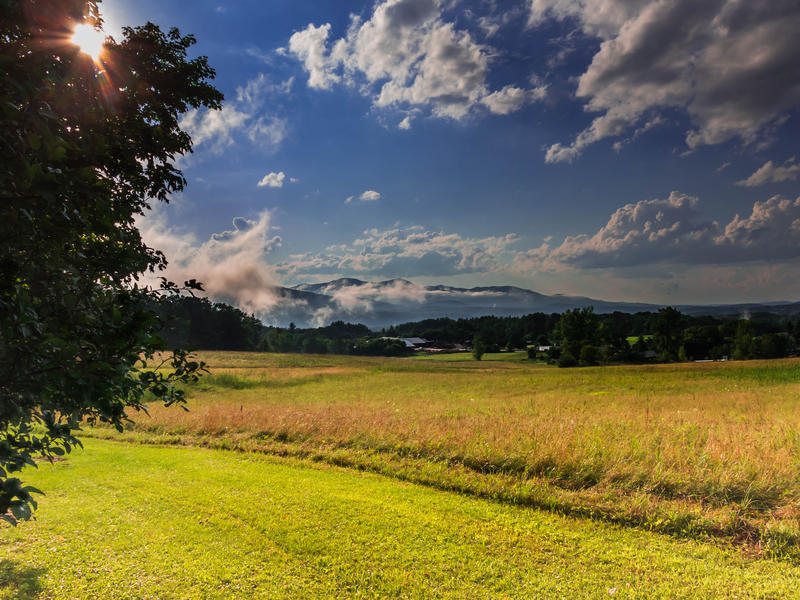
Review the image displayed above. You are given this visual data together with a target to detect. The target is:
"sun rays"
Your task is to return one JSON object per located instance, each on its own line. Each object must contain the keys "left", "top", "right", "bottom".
{"left": 71, "top": 23, "right": 105, "bottom": 61}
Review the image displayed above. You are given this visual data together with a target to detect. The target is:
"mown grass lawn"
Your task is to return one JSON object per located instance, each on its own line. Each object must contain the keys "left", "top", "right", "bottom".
{"left": 2, "top": 439, "right": 799, "bottom": 599}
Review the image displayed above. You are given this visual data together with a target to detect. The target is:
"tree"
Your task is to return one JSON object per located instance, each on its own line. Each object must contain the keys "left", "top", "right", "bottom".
{"left": 555, "top": 307, "right": 601, "bottom": 360}
{"left": 578, "top": 344, "right": 601, "bottom": 366}
{"left": 732, "top": 320, "right": 754, "bottom": 360}
{"left": 652, "top": 307, "right": 683, "bottom": 362}
{"left": 0, "top": 0, "right": 222, "bottom": 523}
{"left": 472, "top": 335, "right": 487, "bottom": 360}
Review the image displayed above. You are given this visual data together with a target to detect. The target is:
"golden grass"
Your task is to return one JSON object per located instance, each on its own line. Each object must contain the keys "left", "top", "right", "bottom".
{"left": 99, "top": 352, "right": 800, "bottom": 556}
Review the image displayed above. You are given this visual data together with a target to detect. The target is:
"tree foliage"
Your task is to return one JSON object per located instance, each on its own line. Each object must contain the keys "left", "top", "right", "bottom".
{"left": 472, "top": 335, "right": 486, "bottom": 360}
{"left": 0, "top": 0, "right": 222, "bottom": 522}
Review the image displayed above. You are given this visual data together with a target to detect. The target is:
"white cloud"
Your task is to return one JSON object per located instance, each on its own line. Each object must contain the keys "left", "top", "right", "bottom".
{"left": 277, "top": 225, "right": 520, "bottom": 278}
{"left": 398, "top": 116, "right": 413, "bottom": 130}
{"left": 180, "top": 73, "right": 292, "bottom": 155}
{"left": 736, "top": 157, "right": 800, "bottom": 187}
{"left": 345, "top": 190, "right": 382, "bottom": 204}
{"left": 514, "top": 191, "right": 800, "bottom": 271}
{"left": 360, "top": 190, "right": 382, "bottom": 201}
{"left": 179, "top": 105, "right": 249, "bottom": 153}
{"left": 482, "top": 85, "right": 547, "bottom": 115}
{"left": 533, "top": 0, "right": 800, "bottom": 162}
{"left": 288, "top": 0, "right": 545, "bottom": 121}
{"left": 247, "top": 116, "right": 288, "bottom": 150}
{"left": 137, "top": 210, "right": 288, "bottom": 315}
{"left": 258, "top": 171, "right": 287, "bottom": 188}
{"left": 288, "top": 23, "right": 342, "bottom": 90}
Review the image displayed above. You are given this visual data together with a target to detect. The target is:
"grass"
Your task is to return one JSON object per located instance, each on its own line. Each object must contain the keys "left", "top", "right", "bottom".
{"left": 82, "top": 352, "right": 800, "bottom": 558}
{"left": 3, "top": 439, "right": 800, "bottom": 598}
{"left": 408, "top": 350, "right": 530, "bottom": 362}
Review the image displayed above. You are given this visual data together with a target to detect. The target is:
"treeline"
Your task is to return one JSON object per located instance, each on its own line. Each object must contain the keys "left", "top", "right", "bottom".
{"left": 544, "top": 306, "right": 796, "bottom": 367}
{"left": 151, "top": 296, "right": 409, "bottom": 356}
{"left": 151, "top": 296, "right": 800, "bottom": 364}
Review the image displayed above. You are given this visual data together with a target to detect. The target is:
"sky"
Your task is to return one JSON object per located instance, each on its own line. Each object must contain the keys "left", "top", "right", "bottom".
{"left": 99, "top": 0, "right": 800, "bottom": 311}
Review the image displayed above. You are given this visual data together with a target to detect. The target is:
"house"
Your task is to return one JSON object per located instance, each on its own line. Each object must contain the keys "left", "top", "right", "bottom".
{"left": 401, "top": 337, "right": 431, "bottom": 349}
{"left": 639, "top": 350, "right": 658, "bottom": 361}
{"left": 381, "top": 337, "right": 431, "bottom": 349}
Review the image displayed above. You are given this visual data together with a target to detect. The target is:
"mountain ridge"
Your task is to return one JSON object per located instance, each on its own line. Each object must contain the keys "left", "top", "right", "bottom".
{"left": 256, "top": 278, "right": 800, "bottom": 328}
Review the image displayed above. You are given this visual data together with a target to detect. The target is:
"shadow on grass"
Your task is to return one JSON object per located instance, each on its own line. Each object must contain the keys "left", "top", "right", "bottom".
{"left": 0, "top": 560, "right": 45, "bottom": 600}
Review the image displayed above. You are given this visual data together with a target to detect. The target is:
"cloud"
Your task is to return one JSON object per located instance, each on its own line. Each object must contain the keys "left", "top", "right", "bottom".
{"left": 178, "top": 105, "right": 249, "bottom": 153}
{"left": 344, "top": 190, "right": 382, "bottom": 204}
{"left": 258, "top": 171, "right": 287, "bottom": 188}
{"left": 246, "top": 116, "right": 289, "bottom": 150}
{"left": 532, "top": 0, "right": 800, "bottom": 162}
{"left": 180, "top": 73, "right": 292, "bottom": 155}
{"left": 398, "top": 116, "right": 413, "bottom": 130}
{"left": 514, "top": 191, "right": 800, "bottom": 271}
{"left": 287, "top": 23, "right": 342, "bottom": 90}
{"left": 539, "top": 191, "right": 718, "bottom": 268}
{"left": 360, "top": 190, "right": 381, "bottom": 201}
{"left": 277, "top": 225, "right": 520, "bottom": 278}
{"left": 482, "top": 85, "right": 547, "bottom": 115}
{"left": 137, "top": 210, "right": 290, "bottom": 316}
{"left": 329, "top": 279, "right": 429, "bottom": 309}
{"left": 288, "top": 0, "right": 545, "bottom": 121}
{"left": 736, "top": 157, "right": 800, "bottom": 187}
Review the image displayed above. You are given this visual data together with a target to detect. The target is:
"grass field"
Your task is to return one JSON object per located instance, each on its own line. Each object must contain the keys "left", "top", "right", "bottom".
{"left": 80, "top": 352, "right": 800, "bottom": 558}
{"left": 3, "top": 439, "right": 800, "bottom": 599}
{"left": 408, "top": 350, "right": 530, "bottom": 362}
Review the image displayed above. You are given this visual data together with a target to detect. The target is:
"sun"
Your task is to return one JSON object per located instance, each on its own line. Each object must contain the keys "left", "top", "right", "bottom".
{"left": 71, "top": 23, "right": 105, "bottom": 61}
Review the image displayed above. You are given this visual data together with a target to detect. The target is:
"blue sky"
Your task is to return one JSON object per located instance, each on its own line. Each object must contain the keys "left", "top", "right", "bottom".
{"left": 100, "top": 0, "right": 800, "bottom": 310}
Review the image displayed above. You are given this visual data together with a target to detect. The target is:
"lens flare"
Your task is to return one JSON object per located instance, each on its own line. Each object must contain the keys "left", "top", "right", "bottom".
{"left": 71, "top": 23, "right": 105, "bottom": 60}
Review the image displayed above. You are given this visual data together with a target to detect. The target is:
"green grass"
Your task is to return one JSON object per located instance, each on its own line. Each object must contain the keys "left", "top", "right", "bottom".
{"left": 3, "top": 439, "right": 800, "bottom": 599}
{"left": 408, "top": 350, "right": 530, "bottom": 362}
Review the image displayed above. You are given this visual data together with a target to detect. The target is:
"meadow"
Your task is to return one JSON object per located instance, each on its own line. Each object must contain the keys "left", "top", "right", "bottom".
{"left": 83, "top": 351, "right": 800, "bottom": 558}
{"left": 4, "top": 440, "right": 800, "bottom": 598}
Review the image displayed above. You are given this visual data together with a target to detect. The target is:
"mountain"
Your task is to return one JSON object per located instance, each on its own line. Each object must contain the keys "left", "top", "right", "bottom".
{"left": 253, "top": 279, "right": 800, "bottom": 329}
{"left": 293, "top": 278, "right": 368, "bottom": 294}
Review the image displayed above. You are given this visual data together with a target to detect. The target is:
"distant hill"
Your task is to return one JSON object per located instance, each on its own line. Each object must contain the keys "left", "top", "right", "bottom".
{"left": 245, "top": 278, "right": 800, "bottom": 328}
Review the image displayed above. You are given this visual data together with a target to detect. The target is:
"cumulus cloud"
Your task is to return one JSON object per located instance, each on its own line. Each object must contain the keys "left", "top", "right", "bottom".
{"left": 360, "top": 190, "right": 381, "bottom": 201}
{"left": 288, "top": 0, "right": 545, "bottom": 121}
{"left": 277, "top": 225, "right": 520, "bottom": 278}
{"left": 345, "top": 190, "right": 382, "bottom": 203}
{"left": 137, "top": 210, "right": 289, "bottom": 316}
{"left": 736, "top": 157, "right": 800, "bottom": 187}
{"left": 179, "top": 105, "right": 249, "bottom": 154}
{"left": 532, "top": 0, "right": 800, "bottom": 162}
{"left": 180, "top": 73, "right": 292, "bottom": 155}
{"left": 514, "top": 191, "right": 800, "bottom": 272}
{"left": 482, "top": 85, "right": 547, "bottom": 115}
{"left": 258, "top": 171, "right": 287, "bottom": 188}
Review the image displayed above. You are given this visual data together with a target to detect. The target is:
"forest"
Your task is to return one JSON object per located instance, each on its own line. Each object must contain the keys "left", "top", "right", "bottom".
{"left": 152, "top": 296, "right": 799, "bottom": 365}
